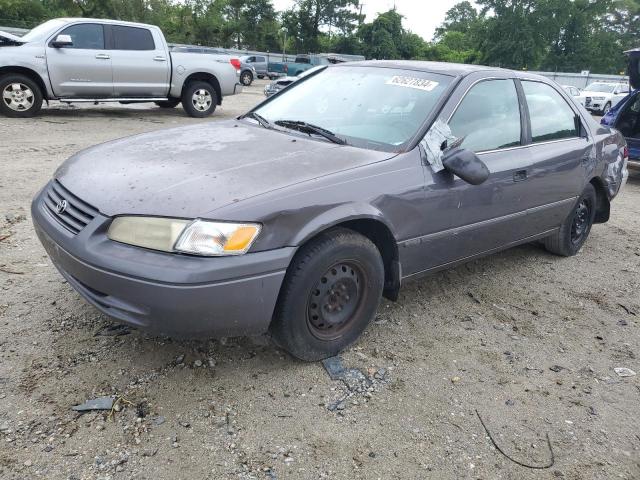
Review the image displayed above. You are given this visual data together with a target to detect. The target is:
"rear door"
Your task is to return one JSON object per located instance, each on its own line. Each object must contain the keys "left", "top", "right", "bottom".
{"left": 45, "top": 23, "right": 113, "bottom": 98}
{"left": 108, "top": 25, "right": 169, "bottom": 97}
{"left": 519, "top": 80, "right": 589, "bottom": 233}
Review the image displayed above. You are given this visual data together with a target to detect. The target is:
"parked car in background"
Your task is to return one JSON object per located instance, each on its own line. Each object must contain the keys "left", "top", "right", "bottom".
{"left": 579, "top": 81, "right": 630, "bottom": 115}
{"left": 602, "top": 50, "right": 640, "bottom": 169}
{"left": 0, "top": 18, "right": 241, "bottom": 118}
{"left": 32, "top": 61, "right": 628, "bottom": 361}
{"left": 562, "top": 85, "right": 583, "bottom": 103}
{"left": 240, "top": 54, "right": 268, "bottom": 79}
{"left": 268, "top": 53, "right": 364, "bottom": 78}
{"left": 263, "top": 66, "right": 324, "bottom": 97}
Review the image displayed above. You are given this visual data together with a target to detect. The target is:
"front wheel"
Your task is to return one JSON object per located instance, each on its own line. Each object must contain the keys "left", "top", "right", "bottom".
{"left": 270, "top": 228, "right": 384, "bottom": 361}
{"left": 543, "top": 183, "right": 596, "bottom": 256}
{"left": 0, "top": 74, "right": 43, "bottom": 118}
{"left": 601, "top": 102, "right": 612, "bottom": 116}
{"left": 181, "top": 81, "right": 217, "bottom": 118}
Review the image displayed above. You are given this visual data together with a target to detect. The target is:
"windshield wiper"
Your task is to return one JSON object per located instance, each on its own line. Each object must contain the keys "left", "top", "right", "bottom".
{"left": 274, "top": 120, "right": 347, "bottom": 145}
{"left": 239, "top": 111, "right": 273, "bottom": 129}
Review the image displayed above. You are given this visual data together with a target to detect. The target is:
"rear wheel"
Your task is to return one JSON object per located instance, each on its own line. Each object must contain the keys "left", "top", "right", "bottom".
{"left": 0, "top": 74, "right": 43, "bottom": 118}
{"left": 181, "top": 81, "right": 217, "bottom": 118}
{"left": 155, "top": 99, "right": 180, "bottom": 109}
{"left": 240, "top": 71, "right": 253, "bottom": 86}
{"left": 543, "top": 183, "right": 596, "bottom": 256}
{"left": 270, "top": 228, "right": 384, "bottom": 361}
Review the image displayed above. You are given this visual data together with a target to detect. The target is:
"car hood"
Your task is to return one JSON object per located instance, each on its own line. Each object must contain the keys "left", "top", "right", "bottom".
{"left": 0, "top": 31, "right": 25, "bottom": 45}
{"left": 580, "top": 90, "right": 612, "bottom": 97}
{"left": 55, "top": 121, "right": 394, "bottom": 218}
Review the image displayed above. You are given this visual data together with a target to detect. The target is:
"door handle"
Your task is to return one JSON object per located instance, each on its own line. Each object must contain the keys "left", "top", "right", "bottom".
{"left": 153, "top": 56, "right": 167, "bottom": 62}
{"left": 95, "top": 53, "right": 110, "bottom": 60}
{"left": 513, "top": 170, "right": 528, "bottom": 182}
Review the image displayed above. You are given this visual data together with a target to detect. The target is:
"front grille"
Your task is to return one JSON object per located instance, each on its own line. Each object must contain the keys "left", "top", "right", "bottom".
{"left": 42, "top": 180, "right": 98, "bottom": 234}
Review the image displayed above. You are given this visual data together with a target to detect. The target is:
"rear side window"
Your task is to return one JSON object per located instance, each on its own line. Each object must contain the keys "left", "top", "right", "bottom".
{"left": 57, "top": 24, "right": 104, "bottom": 49}
{"left": 449, "top": 79, "right": 522, "bottom": 153}
{"left": 112, "top": 26, "right": 155, "bottom": 51}
{"left": 522, "top": 81, "right": 578, "bottom": 142}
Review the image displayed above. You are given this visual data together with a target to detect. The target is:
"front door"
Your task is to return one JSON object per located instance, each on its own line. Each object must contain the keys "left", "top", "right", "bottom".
{"left": 45, "top": 23, "right": 113, "bottom": 98}
{"left": 432, "top": 77, "right": 533, "bottom": 264}
{"left": 108, "top": 25, "right": 170, "bottom": 97}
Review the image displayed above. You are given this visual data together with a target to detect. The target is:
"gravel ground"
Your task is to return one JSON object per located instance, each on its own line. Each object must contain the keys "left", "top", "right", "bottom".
{"left": 0, "top": 79, "right": 639, "bottom": 480}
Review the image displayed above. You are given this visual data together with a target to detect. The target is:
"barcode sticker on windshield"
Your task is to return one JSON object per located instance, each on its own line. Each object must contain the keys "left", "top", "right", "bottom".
{"left": 386, "top": 76, "right": 439, "bottom": 91}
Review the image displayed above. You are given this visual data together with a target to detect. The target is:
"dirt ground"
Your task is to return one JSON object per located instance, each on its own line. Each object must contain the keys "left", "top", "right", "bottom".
{"left": 0, "top": 79, "right": 639, "bottom": 480}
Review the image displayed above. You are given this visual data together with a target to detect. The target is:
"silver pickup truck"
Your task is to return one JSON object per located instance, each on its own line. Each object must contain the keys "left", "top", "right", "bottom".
{"left": 0, "top": 18, "right": 242, "bottom": 118}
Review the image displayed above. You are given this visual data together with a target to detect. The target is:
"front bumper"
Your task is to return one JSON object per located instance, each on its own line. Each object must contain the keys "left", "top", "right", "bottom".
{"left": 31, "top": 184, "right": 294, "bottom": 337}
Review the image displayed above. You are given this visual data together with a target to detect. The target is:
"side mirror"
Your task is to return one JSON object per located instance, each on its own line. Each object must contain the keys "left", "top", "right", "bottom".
{"left": 442, "top": 147, "right": 490, "bottom": 185}
{"left": 52, "top": 34, "right": 73, "bottom": 48}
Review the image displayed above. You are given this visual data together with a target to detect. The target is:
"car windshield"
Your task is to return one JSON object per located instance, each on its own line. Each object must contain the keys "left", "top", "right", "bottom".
{"left": 253, "top": 66, "right": 453, "bottom": 150}
{"left": 21, "top": 19, "right": 68, "bottom": 42}
{"left": 585, "top": 83, "right": 616, "bottom": 93}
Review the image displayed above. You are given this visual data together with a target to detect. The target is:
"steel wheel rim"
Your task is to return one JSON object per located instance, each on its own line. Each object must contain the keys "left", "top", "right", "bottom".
{"left": 2, "top": 83, "right": 35, "bottom": 112}
{"left": 191, "top": 89, "right": 212, "bottom": 111}
{"left": 306, "top": 261, "right": 365, "bottom": 341}
{"left": 570, "top": 199, "right": 591, "bottom": 245}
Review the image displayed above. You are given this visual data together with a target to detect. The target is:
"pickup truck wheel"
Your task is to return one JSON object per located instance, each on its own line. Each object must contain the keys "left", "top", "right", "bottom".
{"left": 270, "top": 228, "right": 384, "bottom": 361}
{"left": 181, "top": 81, "right": 217, "bottom": 118}
{"left": 0, "top": 74, "right": 43, "bottom": 118}
{"left": 543, "top": 183, "right": 596, "bottom": 256}
{"left": 240, "top": 71, "right": 253, "bottom": 86}
{"left": 155, "top": 99, "right": 180, "bottom": 108}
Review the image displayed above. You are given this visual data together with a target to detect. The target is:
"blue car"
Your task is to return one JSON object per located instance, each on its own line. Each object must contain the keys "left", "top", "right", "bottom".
{"left": 601, "top": 49, "right": 640, "bottom": 169}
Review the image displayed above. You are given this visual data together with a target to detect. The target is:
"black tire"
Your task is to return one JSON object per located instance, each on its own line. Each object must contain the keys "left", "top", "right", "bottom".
{"left": 270, "top": 228, "right": 384, "bottom": 361}
{"left": 257, "top": 75, "right": 264, "bottom": 79}
{"left": 0, "top": 74, "right": 43, "bottom": 118}
{"left": 181, "top": 81, "right": 217, "bottom": 118}
{"left": 155, "top": 99, "right": 180, "bottom": 108}
{"left": 240, "top": 70, "right": 253, "bottom": 86}
{"left": 601, "top": 102, "right": 612, "bottom": 116}
{"left": 543, "top": 183, "right": 596, "bottom": 256}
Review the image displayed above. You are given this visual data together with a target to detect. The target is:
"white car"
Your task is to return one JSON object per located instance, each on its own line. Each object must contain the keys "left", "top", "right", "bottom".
{"left": 578, "top": 81, "right": 630, "bottom": 115}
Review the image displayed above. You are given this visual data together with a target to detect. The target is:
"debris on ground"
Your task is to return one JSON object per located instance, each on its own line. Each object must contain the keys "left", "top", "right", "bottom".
{"left": 475, "top": 409, "right": 555, "bottom": 470}
{"left": 72, "top": 396, "right": 115, "bottom": 412}
{"left": 614, "top": 367, "right": 637, "bottom": 377}
{"left": 94, "top": 324, "right": 132, "bottom": 337}
{"left": 321, "top": 355, "right": 390, "bottom": 412}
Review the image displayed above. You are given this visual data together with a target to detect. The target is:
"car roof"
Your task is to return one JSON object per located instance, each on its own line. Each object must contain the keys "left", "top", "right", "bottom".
{"left": 55, "top": 17, "right": 158, "bottom": 29}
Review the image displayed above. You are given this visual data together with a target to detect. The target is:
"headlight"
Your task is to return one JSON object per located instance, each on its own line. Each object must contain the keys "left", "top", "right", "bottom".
{"left": 108, "top": 217, "right": 261, "bottom": 256}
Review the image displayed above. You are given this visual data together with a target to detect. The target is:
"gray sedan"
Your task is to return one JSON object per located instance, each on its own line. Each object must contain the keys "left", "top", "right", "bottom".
{"left": 32, "top": 61, "right": 629, "bottom": 361}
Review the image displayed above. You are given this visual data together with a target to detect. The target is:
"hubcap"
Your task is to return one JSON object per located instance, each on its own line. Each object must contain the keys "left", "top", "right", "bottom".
{"left": 307, "top": 261, "right": 363, "bottom": 340}
{"left": 570, "top": 199, "right": 591, "bottom": 245}
{"left": 191, "top": 89, "right": 212, "bottom": 112}
{"left": 2, "top": 83, "right": 35, "bottom": 112}
{"left": 242, "top": 73, "right": 251, "bottom": 85}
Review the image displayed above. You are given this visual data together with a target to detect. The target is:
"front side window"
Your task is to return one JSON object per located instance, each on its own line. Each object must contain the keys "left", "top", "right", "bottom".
{"left": 256, "top": 56, "right": 265, "bottom": 62}
{"left": 254, "top": 66, "right": 453, "bottom": 151}
{"left": 112, "top": 26, "right": 155, "bottom": 51}
{"left": 448, "top": 79, "right": 521, "bottom": 153}
{"left": 57, "top": 24, "right": 104, "bottom": 49}
{"left": 522, "top": 81, "right": 578, "bottom": 143}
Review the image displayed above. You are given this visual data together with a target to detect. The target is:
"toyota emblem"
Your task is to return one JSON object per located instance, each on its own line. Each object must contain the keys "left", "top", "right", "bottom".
{"left": 55, "top": 199, "right": 68, "bottom": 215}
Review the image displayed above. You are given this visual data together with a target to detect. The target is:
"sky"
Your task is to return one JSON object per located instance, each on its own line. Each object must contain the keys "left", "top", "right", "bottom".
{"left": 272, "top": 0, "right": 465, "bottom": 41}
